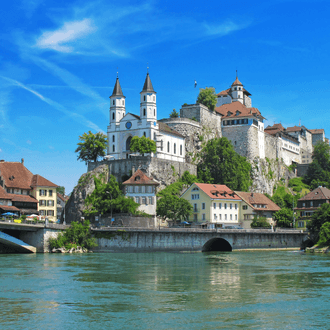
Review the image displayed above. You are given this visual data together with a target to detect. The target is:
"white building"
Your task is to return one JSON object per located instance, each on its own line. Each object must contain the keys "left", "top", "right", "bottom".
{"left": 107, "top": 73, "right": 185, "bottom": 162}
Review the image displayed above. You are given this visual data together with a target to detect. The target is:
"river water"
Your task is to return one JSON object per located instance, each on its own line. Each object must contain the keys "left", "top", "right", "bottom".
{"left": 0, "top": 251, "right": 329, "bottom": 329}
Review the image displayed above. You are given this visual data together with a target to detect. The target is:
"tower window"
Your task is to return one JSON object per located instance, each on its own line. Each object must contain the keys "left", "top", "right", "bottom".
{"left": 167, "top": 142, "right": 170, "bottom": 153}
{"left": 153, "top": 96, "right": 155, "bottom": 101}
{"left": 122, "top": 100, "right": 124, "bottom": 105}
{"left": 143, "top": 132, "right": 146, "bottom": 137}
{"left": 180, "top": 145, "right": 182, "bottom": 155}
{"left": 154, "top": 132, "right": 156, "bottom": 140}
{"left": 113, "top": 100, "right": 115, "bottom": 105}
{"left": 154, "top": 109, "right": 155, "bottom": 116}
{"left": 112, "top": 145, "right": 115, "bottom": 152}
{"left": 143, "top": 108, "right": 146, "bottom": 116}
{"left": 112, "top": 112, "right": 115, "bottom": 120}
{"left": 174, "top": 143, "right": 176, "bottom": 154}
{"left": 144, "top": 95, "right": 146, "bottom": 101}
{"left": 112, "top": 135, "right": 115, "bottom": 142}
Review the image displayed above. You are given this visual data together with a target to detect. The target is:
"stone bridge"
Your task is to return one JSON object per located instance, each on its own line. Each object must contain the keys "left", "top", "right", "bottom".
{"left": 92, "top": 228, "right": 308, "bottom": 252}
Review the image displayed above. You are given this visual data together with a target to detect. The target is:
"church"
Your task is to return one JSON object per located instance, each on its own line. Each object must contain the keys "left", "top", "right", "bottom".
{"left": 106, "top": 73, "right": 185, "bottom": 163}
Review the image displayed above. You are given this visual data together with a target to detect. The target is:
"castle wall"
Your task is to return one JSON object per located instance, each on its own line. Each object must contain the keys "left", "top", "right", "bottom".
{"left": 264, "top": 133, "right": 278, "bottom": 160}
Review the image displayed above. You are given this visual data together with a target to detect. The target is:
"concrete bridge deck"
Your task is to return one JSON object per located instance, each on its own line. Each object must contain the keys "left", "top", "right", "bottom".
{"left": 0, "top": 231, "right": 36, "bottom": 253}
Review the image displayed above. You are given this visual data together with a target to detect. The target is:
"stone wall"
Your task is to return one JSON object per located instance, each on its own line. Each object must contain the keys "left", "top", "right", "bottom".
{"left": 264, "top": 133, "right": 278, "bottom": 160}
{"left": 95, "top": 214, "right": 156, "bottom": 228}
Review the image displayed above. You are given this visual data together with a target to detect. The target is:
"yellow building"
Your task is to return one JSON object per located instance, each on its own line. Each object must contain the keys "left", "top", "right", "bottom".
{"left": 181, "top": 183, "right": 242, "bottom": 228}
{"left": 30, "top": 175, "right": 58, "bottom": 222}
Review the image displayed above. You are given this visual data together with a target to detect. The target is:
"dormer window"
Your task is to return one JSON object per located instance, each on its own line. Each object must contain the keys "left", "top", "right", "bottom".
{"left": 135, "top": 176, "right": 140, "bottom": 181}
{"left": 236, "top": 110, "right": 240, "bottom": 116}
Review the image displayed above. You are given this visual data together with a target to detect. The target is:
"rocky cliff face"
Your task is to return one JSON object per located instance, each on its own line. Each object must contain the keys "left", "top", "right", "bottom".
{"left": 250, "top": 157, "right": 295, "bottom": 195}
{"left": 64, "top": 165, "right": 109, "bottom": 224}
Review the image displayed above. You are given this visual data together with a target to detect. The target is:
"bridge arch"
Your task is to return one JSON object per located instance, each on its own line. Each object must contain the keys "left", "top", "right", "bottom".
{"left": 202, "top": 237, "right": 232, "bottom": 252}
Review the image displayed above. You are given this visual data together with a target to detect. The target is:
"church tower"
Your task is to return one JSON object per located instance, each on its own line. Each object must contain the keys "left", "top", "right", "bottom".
{"left": 110, "top": 76, "right": 126, "bottom": 124}
{"left": 140, "top": 72, "right": 157, "bottom": 120}
{"left": 230, "top": 76, "right": 244, "bottom": 104}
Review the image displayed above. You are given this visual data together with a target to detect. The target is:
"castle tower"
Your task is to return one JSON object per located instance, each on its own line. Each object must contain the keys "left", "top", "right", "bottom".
{"left": 110, "top": 76, "right": 126, "bottom": 124}
{"left": 231, "top": 76, "right": 244, "bottom": 104}
{"left": 140, "top": 72, "right": 157, "bottom": 120}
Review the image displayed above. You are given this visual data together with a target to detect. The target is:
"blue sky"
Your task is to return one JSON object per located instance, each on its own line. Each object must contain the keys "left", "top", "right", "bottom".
{"left": 1, "top": 0, "right": 329, "bottom": 194}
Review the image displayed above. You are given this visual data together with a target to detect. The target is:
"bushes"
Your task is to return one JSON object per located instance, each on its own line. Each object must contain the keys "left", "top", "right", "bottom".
{"left": 251, "top": 216, "right": 271, "bottom": 228}
{"left": 49, "top": 220, "right": 97, "bottom": 251}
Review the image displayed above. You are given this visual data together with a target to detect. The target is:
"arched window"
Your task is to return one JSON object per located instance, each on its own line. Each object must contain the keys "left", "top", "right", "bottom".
{"left": 167, "top": 142, "right": 170, "bottom": 153}
{"left": 143, "top": 132, "right": 146, "bottom": 137}
{"left": 113, "top": 100, "right": 115, "bottom": 105}
{"left": 122, "top": 100, "right": 124, "bottom": 105}
{"left": 112, "top": 135, "right": 115, "bottom": 142}
{"left": 143, "top": 108, "right": 146, "bottom": 116}
{"left": 112, "top": 112, "right": 115, "bottom": 120}
{"left": 174, "top": 143, "right": 176, "bottom": 154}
{"left": 180, "top": 145, "right": 182, "bottom": 155}
{"left": 112, "top": 145, "right": 115, "bottom": 152}
{"left": 126, "top": 136, "right": 132, "bottom": 151}
{"left": 144, "top": 95, "right": 146, "bottom": 101}
{"left": 154, "top": 109, "right": 155, "bottom": 116}
{"left": 153, "top": 96, "right": 155, "bottom": 101}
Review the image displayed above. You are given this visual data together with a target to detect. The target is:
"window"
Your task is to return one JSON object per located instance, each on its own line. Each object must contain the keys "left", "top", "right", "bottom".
{"left": 113, "top": 100, "right": 115, "bottom": 105}
{"left": 161, "top": 140, "right": 163, "bottom": 151}
{"left": 143, "top": 132, "right": 146, "bottom": 137}
{"left": 154, "top": 109, "right": 155, "bottom": 116}
{"left": 40, "top": 210, "right": 45, "bottom": 216}
{"left": 135, "top": 197, "right": 140, "bottom": 204}
{"left": 225, "top": 214, "right": 227, "bottom": 220}
{"left": 153, "top": 96, "right": 155, "bottom": 101}
{"left": 112, "top": 135, "right": 115, "bottom": 142}
{"left": 230, "top": 214, "right": 232, "bottom": 220}
{"left": 122, "top": 100, "right": 124, "bottom": 105}
{"left": 40, "top": 189, "right": 46, "bottom": 196}
{"left": 213, "top": 203, "right": 216, "bottom": 209}
{"left": 202, "top": 203, "right": 205, "bottom": 210}
{"left": 180, "top": 145, "right": 182, "bottom": 155}
{"left": 202, "top": 214, "right": 206, "bottom": 220}
{"left": 219, "top": 214, "right": 222, "bottom": 220}
{"left": 230, "top": 203, "right": 232, "bottom": 209}
{"left": 134, "top": 186, "right": 139, "bottom": 193}
{"left": 243, "top": 205, "right": 248, "bottom": 210}
{"left": 302, "top": 203, "right": 305, "bottom": 207}
{"left": 141, "top": 186, "right": 146, "bottom": 193}
{"left": 147, "top": 186, "right": 153, "bottom": 193}
{"left": 112, "top": 145, "right": 115, "bottom": 152}
{"left": 143, "top": 108, "right": 146, "bottom": 116}
{"left": 144, "top": 95, "right": 146, "bottom": 101}
{"left": 219, "top": 203, "right": 222, "bottom": 209}
{"left": 49, "top": 190, "right": 53, "bottom": 197}
{"left": 40, "top": 200, "right": 46, "bottom": 206}
{"left": 193, "top": 203, "right": 198, "bottom": 212}
{"left": 174, "top": 143, "right": 176, "bottom": 154}
{"left": 47, "top": 200, "right": 54, "bottom": 206}
{"left": 310, "top": 202, "right": 313, "bottom": 207}
{"left": 235, "top": 214, "right": 237, "bottom": 220}
{"left": 149, "top": 197, "right": 153, "bottom": 205}
{"left": 112, "top": 112, "right": 115, "bottom": 120}
{"left": 224, "top": 203, "right": 227, "bottom": 209}
{"left": 154, "top": 132, "right": 156, "bottom": 140}
{"left": 235, "top": 204, "right": 238, "bottom": 210}
{"left": 167, "top": 142, "right": 170, "bottom": 153}
{"left": 214, "top": 214, "right": 217, "bottom": 220}
{"left": 142, "top": 197, "right": 146, "bottom": 204}
{"left": 47, "top": 210, "right": 54, "bottom": 216}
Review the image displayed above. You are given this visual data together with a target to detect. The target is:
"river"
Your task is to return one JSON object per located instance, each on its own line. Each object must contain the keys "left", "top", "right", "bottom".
{"left": 0, "top": 251, "right": 329, "bottom": 329}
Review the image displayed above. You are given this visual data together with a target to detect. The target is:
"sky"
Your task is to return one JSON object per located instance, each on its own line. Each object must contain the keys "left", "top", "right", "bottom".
{"left": 1, "top": 0, "right": 330, "bottom": 194}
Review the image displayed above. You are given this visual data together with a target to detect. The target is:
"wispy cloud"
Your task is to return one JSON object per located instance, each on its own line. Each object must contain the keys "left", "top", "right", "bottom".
{"left": 204, "top": 20, "right": 250, "bottom": 37}
{"left": 0, "top": 76, "right": 104, "bottom": 133}
{"left": 35, "top": 19, "right": 97, "bottom": 53}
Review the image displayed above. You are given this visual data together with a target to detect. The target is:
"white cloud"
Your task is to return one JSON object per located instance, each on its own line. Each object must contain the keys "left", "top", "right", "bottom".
{"left": 204, "top": 20, "right": 251, "bottom": 37}
{"left": 35, "top": 19, "right": 97, "bottom": 53}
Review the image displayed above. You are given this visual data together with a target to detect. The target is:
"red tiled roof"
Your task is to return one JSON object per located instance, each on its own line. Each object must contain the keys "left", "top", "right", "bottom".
{"left": 0, "top": 186, "right": 11, "bottom": 199}
{"left": 57, "top": 193, "right": 69, "bottom": 202}
{"left": 298, "top": 186, "right": 330, "bottom": 201}
{"left": 31, "top": 174, "right": 58, "bottom": 188}
{"left": 215, "top": 101, "right": 263, "bottom": 119}
{"left": 158, "top": 122, "right": 184, "bottom": 138}
{"left": 231, "top": 77, "right": 243, "bottom": 86}
{"left": 235, "top": 192, "right": 281, "bottom": 211}
{"left": 10, "top": 194, "right": 38, "bottom": 203}
{"left": 0, "top": 205, "right": 20, "bottom": 212}
{"left": 286, "top": 126, "right": 303, "bottom": 132}
{"left": 193, "top": 183, "right": 241, "bottom": 200}
{"left": 122, "top": 169, "right": 159, "bottom": 185}
{"left": 216, "top": 87, "right": 251, "bottom": 97}
{"left": 309, "top": 129, "right": 324, "bottom": 134}
{"left": 0, "top": 162, "right": 34, "bottom": 189}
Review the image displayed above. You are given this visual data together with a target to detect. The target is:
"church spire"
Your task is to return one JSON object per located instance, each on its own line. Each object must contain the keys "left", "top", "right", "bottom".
{"left": 141, "top": 72, "right": 156, "bottom": 93}
{"left": 111, "top": 77, "right": 124, "bottom": 97}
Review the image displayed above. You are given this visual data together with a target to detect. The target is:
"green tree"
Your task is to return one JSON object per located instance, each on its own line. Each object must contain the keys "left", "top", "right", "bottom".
{"left": 250, "top": 216, "right": 271, "bottom": 228}
{"left": 57, "top": 186, "right": 65, "bottom": 195}
{"left": 84, "top": 175, "right": 139, "bottom": 216}
{"left": 197, "top": 87, "right": 217, "bottom": 111}
{"left": 130, "top": 136, "right": 157, "bottom": 156}
{"left": 197, "top": 137, "right": 252, "bottom": 191}
{"left": 317, "top": 222, "right": 330, "bottom": 247}
{"left": 49, "top": 220, "right": 97, "bottom": 250}
{"left": 274, "top": 208, "right": 293, "bottom": 228}
{"left": 272, "top": 195, "right": 285, "bottom": 208}
{"left": 170, "top": 109, "right": 179, "bottom": 118}
{"left": 156, "top": 194, "right": 192, "bottom": 224}
{"left": 307, "top": 203, "right": 330, "bottom": 243}
{"left": 75, "top": 131, "right": 107, "bottom": 164}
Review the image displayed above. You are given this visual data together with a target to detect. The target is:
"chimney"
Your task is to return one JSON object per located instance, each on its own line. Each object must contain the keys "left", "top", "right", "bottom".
{"left": 21, "top": 158, "right": 24, "bottom": 165}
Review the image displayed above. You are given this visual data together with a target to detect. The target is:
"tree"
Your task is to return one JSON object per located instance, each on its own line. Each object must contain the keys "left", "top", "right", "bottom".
{"left": 129, "top": 136, "right": 157, "bottom": 156}
{"left": 84, "top": 175, "right": 139, "bottom": 216}
{"left": 196, "top": 87, "right": 217, "bottom": 111}
{"left": 250, "top": 216, "right": 271, "bottom": 228}
{"left": 307, "top": 203, "right": 330, "bottom": 243}
{"left": 274, "top": 208, "right": 293, "bottom": 228}
{"left": 170, "top": 109, "right": 179, "bottom": 118}
{"left": 197, "top": 137, "right": 252, "bottom": 191}
{"left": 57, "top": 186, "right": 65, "bottom": 195}
{"left": 156, "top": 194, "right": 192, "bottom": 224}
{"left": 75, "top": 131, "right": 107, "bottom": 164}
{"left": 317, "top": 222, "right": 330, "bottom": 247}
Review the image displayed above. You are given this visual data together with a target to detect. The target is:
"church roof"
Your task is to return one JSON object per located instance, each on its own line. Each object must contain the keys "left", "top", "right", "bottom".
{"left": 158, "top": 122, "right": 184, "bottom": 138}
{"left": 231, "top": 77, "right": 243, "bottom": 86}
{"left": 111, "top": 77, "right": 125, "bottom": 97}
{"left": 141, "top": 73, "right": 156, "bottom": 93}
{"left": 122, "top": 169, "right": 159, "bottom": 185}
{"left": 215, "top": 101, "right": 264, "bottom": 119}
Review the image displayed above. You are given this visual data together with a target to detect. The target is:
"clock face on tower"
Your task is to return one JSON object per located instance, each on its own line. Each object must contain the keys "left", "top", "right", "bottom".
{"left": 125, "top": 121, "right": 132, "bottom": 129}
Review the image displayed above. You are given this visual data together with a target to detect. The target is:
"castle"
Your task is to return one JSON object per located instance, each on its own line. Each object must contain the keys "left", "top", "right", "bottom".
{"left": 88, "top": 73, "right": 326, "bottom": 190}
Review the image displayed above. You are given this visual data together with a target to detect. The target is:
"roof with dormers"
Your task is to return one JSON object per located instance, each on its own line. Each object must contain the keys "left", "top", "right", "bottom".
{"left": 141, "top": 73, "right": 156, "bottom": 93}
{"left": 122, "top": 169, "right": 159, "bottom": 185}
{"left": 264, "top": 123, "right": 285, "bottom": 136}
{"left": 298, "top": 186, "right": 330, "bottom": 202}
{"left": 31, "top": 174, "right": 58, "bottom": 188}
{"left": 191, "top": 183, "right": 241, "bottom": 200}
{"left": 111, "top": 77, "right": 125, "bottom": 98}
{"left": 215, "top": 101, "right": 264, "bottom": 119}
{"left": 235, "top": 191, "right": 281, "bottom": 211}
{"left": 0, "top": 186, "right": 11, "bottom": 200}
{"left": 0, "top": 161, "right": 34, "bottom": 189}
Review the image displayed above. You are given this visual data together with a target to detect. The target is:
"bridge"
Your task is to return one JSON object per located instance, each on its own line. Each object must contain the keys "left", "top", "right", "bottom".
{"left": 0, "top": 231, "right": 36, "bottom": 253}
{"left": 92, "top": 227, "right": 308, "bottom": 252}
